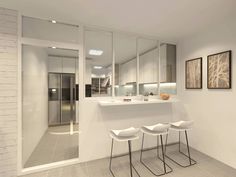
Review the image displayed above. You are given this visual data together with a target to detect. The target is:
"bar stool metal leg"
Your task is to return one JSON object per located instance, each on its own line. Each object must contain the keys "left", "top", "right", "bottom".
{"left": 185, "top": 130, "right": 192, "bottom": 165}
{"left": 165, "top": 130, "right": 197, "bottom": 167}
{"left": 109, "top": 138, "right": 141, "bottom": 177}
{"left": 157, "top": 136, "right": 159, "bottom": 158}
{"left": 179, "top": 131, "right": 181, "bottom": 152}
{"left": 109, "top": 138, "right": 115, "bottom": 177}
{"left": 140, "top": 133, "right": 173, "bottom": 176}
{"left": 160, "top": 135, "right": 167, "bottom": 174}
{"left": 128, "top": 140, "right": 133, "bottom": 177}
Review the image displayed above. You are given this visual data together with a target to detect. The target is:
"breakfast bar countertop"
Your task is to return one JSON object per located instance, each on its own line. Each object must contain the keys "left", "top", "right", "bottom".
{"left": 98, "top": 98, "right": 178, "bottom": 106}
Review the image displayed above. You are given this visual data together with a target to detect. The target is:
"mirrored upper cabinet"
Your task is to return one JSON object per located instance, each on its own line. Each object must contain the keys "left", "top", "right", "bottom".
{"left": 115, "top": 33, "right": 137, "bottom": 96}
{"left": 160, "top": 43, "right": 177, "bottom": 94}
{"left": 85, "top": 29, "right": 113, "bottom": 97}
{"left": 138, "top": 38, "right": 159, "bottom": 96}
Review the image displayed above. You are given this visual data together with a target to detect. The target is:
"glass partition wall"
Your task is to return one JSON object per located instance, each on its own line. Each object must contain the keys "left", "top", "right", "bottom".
{"left": 160, "top": 43, "right": 177, "bottom": 94}
{"left": 21, "top": 17, "right": 80, "bottom": 170}
{"left": 84, "top": 29, "right": 177, "bottom": 98}
{"left": 115, "top": 33, "right": 137, "bottom": 96}
{"left": 85, "top": 29, "right": 113, "bottom": 97}
{"left": 20, "top": 15, "right": 176, "bottom": 173}
{"left": 138, "top": 38, "right": 159, "bottom": 96}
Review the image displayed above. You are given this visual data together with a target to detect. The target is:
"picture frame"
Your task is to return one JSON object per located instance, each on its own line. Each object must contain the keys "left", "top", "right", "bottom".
{"left": 207, "top": 50, "right": 232, "bottom": 89}
{"left": 185, "top": 57, "right": 202, "bottom": 89}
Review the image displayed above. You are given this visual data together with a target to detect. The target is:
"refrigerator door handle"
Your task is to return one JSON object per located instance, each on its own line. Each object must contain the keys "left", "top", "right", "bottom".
{"left": 60, "top": 74, "right": 62, "bottom": 124}
{"left": 70, "top": 76, "right": 74, "bottom": 122}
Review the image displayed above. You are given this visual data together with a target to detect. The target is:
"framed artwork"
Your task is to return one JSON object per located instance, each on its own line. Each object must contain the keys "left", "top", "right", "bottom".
{"left": 207, "top": 50, "right": 232, "bottom": 89}
{"left": 185, "top": 57, "right": 202, "bottom": 89}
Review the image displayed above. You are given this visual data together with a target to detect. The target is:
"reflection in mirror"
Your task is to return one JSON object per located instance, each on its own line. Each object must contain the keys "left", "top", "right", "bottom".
{"left": 114, "top": 33, "right": 137, "bottom": 96}
{"left": 160, "top": 43, "right": 177, "bottom": 94}
{"left": 138, "top": 38, "right": 159, "bottom": 96}
{"left": 85, "top": 29, "right": 112, "bottom": 97}
{"left": 22, "top": 45, "right": 79, "bottom": 168}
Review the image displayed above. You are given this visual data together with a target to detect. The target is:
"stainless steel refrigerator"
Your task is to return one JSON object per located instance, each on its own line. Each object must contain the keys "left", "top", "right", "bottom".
{"left": 48, "top": 73, "right": 76, "bottom": 126}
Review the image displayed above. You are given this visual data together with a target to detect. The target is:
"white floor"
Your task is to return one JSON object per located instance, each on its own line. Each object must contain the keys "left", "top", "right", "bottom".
{"left": 22, "top": 143, "right": 236, "bottom": 177}
{"left": 24, "top": 125, "right": 79, "bottom": 168}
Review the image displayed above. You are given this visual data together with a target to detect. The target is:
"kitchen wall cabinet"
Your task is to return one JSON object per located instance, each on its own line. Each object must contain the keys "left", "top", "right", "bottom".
{"left": 119, "top": 58, "right": 136, "bottom": 85}
{"left": 48, "top": 56, "right": 76, "bottom": 74}
{"left": 160, "top": 44, "right": 176, "bottom": 83}
{"left": 48, "top": 56, "right": 62, "bottom": 73}
{"left": 139, "top": 48, "right": 158, "bottom": 84}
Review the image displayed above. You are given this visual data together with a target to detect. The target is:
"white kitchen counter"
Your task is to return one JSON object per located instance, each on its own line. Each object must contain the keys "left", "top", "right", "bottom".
{"left": 78, "top": 97, "right": 179, "bottom": 163}
{"left": 99, "top": 98, "right": 178, "bottom": 106}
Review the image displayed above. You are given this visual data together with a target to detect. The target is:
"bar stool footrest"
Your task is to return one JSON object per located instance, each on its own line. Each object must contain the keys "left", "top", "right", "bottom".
{"left": 165, "top": 150, "right": 197, "bottom": 168}
{"left": 140, "top": 156, "right": 173, "bottom": 176}
{"left": 110, "top": 162, "right": 141, "bottom": 177}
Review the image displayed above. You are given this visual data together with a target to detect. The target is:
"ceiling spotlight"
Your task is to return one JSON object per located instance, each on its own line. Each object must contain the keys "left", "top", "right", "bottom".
{"left": 51, "top": 46, "right": 57, "bottom": 49}
{"left": 89, "top": 49, "right": 103, "bottom": 56}
{"left": 51, "top": 20, "right": 57, "bottom": 24}
{"left": 94, "top": 66, "right": 103, "bottom": 69}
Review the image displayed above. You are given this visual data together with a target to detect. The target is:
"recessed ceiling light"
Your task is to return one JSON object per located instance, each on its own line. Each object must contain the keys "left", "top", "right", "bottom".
{"left": 52, "top": 89, "right": 57, "bottom": 92}
{"left": 51, "top": 46, "right": 57, "bottom": 49}
{"left": 89, "top": 49, "right": 103, "bottom": 56}
{"left": 51, "top": 20, "right": 57, "bottom": 24}
{"left": 94, "top": 66, "right": 103, "bottom": 69}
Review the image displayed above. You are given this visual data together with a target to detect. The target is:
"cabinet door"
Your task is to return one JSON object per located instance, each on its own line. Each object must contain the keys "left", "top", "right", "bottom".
{"left": 160, "top": 44, "right": 167, "bottom": 82}
{"left": 48, "top": 56, "right": 62, "bottom": 73}
{"left": 139, "top": 56, "right": 144, "bottom": 83}
{"left": 62, "top": 58, "right": 75, "bottom": 73}
{"left": 119, "top": 63, "right": 126, "bottom": 85}
{"left": 120, "top": 59, "right": 137, "bottom": 84}
{"left": 152, "top": 48, "right": 158, "bottom": 83}
{"left": 125, "top": 61, "right": 131, "bottom": 83}
{"left": 129, "top": 59, "right": 136, "bottom": 83}
{"left": 140, "top": 50, "right": 157, "bottom": 83}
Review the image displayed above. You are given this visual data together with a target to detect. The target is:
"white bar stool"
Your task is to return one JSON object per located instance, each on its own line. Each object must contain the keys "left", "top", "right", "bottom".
{"left": 165, "top": 120, "right": 197, "bottom": 167}
{"left": 109, "top": 127, "right": 141, "bottom": 177}
{"left": 140, "top": 123, "right": 173, "bottom": 176}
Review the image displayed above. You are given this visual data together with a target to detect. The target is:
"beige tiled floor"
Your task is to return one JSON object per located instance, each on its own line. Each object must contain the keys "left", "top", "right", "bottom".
{"left": 24, "top": 125, "right": 79, "bottom": 168}
{"left": 22, "top": 143, "right": 236, "bottom": 177}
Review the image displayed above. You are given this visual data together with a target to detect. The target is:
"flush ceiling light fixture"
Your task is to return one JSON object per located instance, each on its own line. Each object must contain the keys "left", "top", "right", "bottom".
{"left": 89, "top": 49, "right": 103, "bottom": 56}
{"left": 51, "top": 20, "right": 57, "bottom": 24}
{"left": 51, "top": 46, "right": 57, "bottom": 49}
{"left": 94, "top": 66, "right": 103, "bottom": 69}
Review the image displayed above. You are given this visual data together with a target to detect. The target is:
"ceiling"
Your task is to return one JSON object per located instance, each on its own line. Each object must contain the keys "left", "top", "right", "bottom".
{"left": 1, "top": 0, "right": 236, "bottom": 42}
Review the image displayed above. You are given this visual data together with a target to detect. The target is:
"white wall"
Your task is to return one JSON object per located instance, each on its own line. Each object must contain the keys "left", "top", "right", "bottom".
{"left": 0, "top": 7, "right": 18, "bottom": 177}
{"left": 177, "top": 17, "right": 236, "bottom": 169}
{"left": 78, "top": 98, "right": 178, "bottom": 162}
{"left": 22, "top": 45, "right": 48, "bottom": 166}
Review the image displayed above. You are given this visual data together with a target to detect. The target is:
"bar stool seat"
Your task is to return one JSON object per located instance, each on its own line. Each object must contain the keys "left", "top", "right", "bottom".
{"left": 140, "top": 123, "right": 173, "bottom": 176}
{"left": 141, "top": 123, "right": 170, "bottom": 136}
{"left": 170, "top": 120, "right": 194, "bottom": 130}
{"left": 109, "top": 127, "right": 141, "bottom": 177}
{"left": 165, "top": 120, "right": 197, "bottom": 167}
{"left": 110, "top": 127, "right": 139, "bottom": 142}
